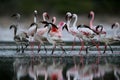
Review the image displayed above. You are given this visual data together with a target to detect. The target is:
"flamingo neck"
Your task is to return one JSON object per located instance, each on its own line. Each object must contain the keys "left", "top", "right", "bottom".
{"left": 66, "top": 19, "right": 71, "bottom": 32}
{"left": 90, "top": 14, "right": 94, "bottom": 28}
{"left": 114, "top": 24, "right": 120, "bottom": 37}
{"left": 43, "top": 14, "right": 46, "bottom": 21}
{"left": 73, "top": 15, "right": 78, "bottom": 28}
{"left": 34, "top": 16, "right": 37, "bottom": 23}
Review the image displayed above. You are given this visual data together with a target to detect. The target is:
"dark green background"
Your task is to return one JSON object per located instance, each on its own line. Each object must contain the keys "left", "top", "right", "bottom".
{"left": 0, "top": 0, "right": 119, "bottom": 16}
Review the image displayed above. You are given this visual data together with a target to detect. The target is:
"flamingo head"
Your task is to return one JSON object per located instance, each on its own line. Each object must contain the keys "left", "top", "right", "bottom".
{"left": 52, "top": 16, "right": 56, "bottom": 24}
{"left": 111, "top": 22, "right": 119, "bottom": 29}
{"left": 72, "top": 14, "right": 77, "bottom": 19}
{"left": 34, "top": 10, "right": 38, "bottom": 16}
{"left": 11, "top": 13, "right": 21, "bottom": 20}
{"left": 88, "top": 11, "right": 94, "bottom": 19}
{"left": 96, "top": 24, "right": 103, "bottom": 32}
{"left": 65, "top": 12, "right": 72, "bottom": 21}
{"left": 43, "top": 12, "right": 49, "bottom": 20}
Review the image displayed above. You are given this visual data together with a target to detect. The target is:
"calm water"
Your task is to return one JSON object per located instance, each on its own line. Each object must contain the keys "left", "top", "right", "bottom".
{"left": 0, "top": 51, "right": 120, "bottom": 80}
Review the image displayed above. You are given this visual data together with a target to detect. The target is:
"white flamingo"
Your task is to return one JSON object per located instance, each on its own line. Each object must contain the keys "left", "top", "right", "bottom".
{"left": 111, "top": 22, "right": 120, "bottom": 40}
{"left": 28, "top": 11, "right": 49, "bottom": 53}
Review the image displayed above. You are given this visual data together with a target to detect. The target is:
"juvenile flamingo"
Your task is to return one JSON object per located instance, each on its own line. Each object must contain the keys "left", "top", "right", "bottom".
{"left": 9, "top": 25, "right": 29, "bottom": 53}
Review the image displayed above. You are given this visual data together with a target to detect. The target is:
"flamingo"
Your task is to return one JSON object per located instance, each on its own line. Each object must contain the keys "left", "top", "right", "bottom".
{"left": 29, "top": 22, "right": 48, "bottom": 53}
{"left": 111, "top": 22, "right": 120, "bottom": 40}
{"left": 65, "top": 13, "right": 101, "bottom": 54}
{"left": 41, "top": 21, "right": 67, "bottom": 54}
{"left": 99, "top": 22, "right": 120, "bottom": 54}
{"left": 9, "top": 25, "right": 29, "bottom": 53}
{"left": 88, "top": 11, "right": 107, "bottom": 38}
{"left": 27, "top": 11, "right": 49, "bottom": 53}
{"left": 11, "top": 13, "right": 29, "bottom": 53}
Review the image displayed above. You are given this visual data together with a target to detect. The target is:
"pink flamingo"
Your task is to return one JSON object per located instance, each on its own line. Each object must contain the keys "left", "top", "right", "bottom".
{"left": 41, "top": 20, "right": 67, "bottom": 54}
{"left": 88, "top": 11, "right": 106, "bottom": 38}
{"left": 65, "top": 13, "right": 101, "bottom": 54}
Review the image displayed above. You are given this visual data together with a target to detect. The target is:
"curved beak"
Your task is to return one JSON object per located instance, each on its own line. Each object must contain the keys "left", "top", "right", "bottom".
{"left": 65, "top": 15, "right": 68, "bottom": 21}
{"left": 111, "top": 23, "right": 115, "bottom": 29}
{"left": 46, "top": 14, "right": 49, "bottom": 20}
{"left": 96, "top": 25, "right": 103, "bottom": 33}
{"left": 88, "top": 13, "right": 92, "bottom": 19}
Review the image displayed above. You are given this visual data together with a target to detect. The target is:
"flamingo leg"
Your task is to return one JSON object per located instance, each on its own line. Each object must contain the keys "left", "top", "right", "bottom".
{"left": 103, "top": 44, "right": 107, "bottom": 54}
{"left": 86, "top": 46, "right": 89, "bottom": 54}
{"left": 71, "top": 37, "right": 76, "bottom": 51}
{"left": 80, "top": 55, "right": 84, "bottom": 67}
{"left": 38, "top": 43, "right": 41, "bottom": 53}
{"left": 60, "top": 45, "right": 67, "bottom": 54}
{"left": 43, "top": 45, "right": 47, "bottom": 53}
{"left": 108, "top": 44, "right": 113, "bottom": 53}
{"left": 92, "top": 40, "right": 101, "bottom": 64}
{"left": 51, "top": 45, "right": 56, "bottom": 54}
{"left": 16, "top": 44, "right": 20, "bottom": 53}
{"left": 21, "top": 44, "right": 24, "bottom": 53}
{"left": 79, "top": 38, "right": 84, "bottom": 54}
{"left": 91, "top": 40, "right": 101, "bottom": 54}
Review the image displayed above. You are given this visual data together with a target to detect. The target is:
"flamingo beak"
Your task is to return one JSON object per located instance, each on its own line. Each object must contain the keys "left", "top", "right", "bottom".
{"left": 62, "top": 24, "right": 68, "bottom": 31}
{"left": 88, "top": 13, "right": 92, "bottom": 19}
{"left": 65, "top": 15, "right": 68, "bottom": 21}
{"left": 46, "top": 14, "right": 49, "bottom": 20}
{"left": 9, "top": 25, "right": 13, "bottom": 29}
{"left": 96, "top": 25, "right": 103, "bottom": 32}
{"left": 111, "top": 23, "right": 115, "bottom": 29}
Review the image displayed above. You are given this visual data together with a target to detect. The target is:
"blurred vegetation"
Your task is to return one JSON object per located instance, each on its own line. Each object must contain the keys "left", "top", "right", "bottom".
{"left": 0, "top": 0, "right": 119, "bottom": 16}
